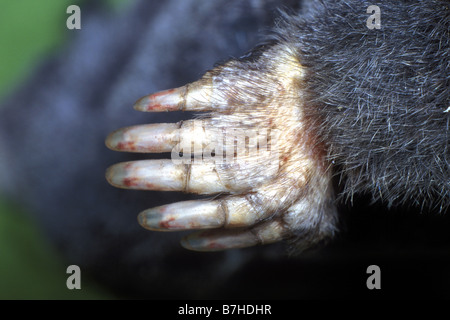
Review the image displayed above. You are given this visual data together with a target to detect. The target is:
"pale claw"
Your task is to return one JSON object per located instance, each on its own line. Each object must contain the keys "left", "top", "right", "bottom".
{"left": 180, "top": 220, "right": 286, "bottom": 251}
{"left": 106, "top": 160, "right": 232, "bottom": 193}
{"left": 133, "top": 75, "right": 215, "bottom": 112}
{"left": 105, "top": 120, "right": 215, "bottom": 153}
{"left": 138, "top": 201, "right": 226, "bottom": 231}
{"left": 138, "top": 196, "right": 272, "bottom": 231}
{"left": 106, "top": 123, "right": 180, "bottom": 153}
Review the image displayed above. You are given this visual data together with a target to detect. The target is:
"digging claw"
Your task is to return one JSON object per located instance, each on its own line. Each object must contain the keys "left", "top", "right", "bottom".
{"left": 133, "top": 75, "right": 214, "bottom": 112}
{"left": 105, "top": 123, "right": 180, "bottom": 153}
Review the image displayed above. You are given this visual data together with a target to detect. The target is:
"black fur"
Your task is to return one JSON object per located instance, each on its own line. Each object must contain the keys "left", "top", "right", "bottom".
{"left": 276, "top": 0, "right": 449, "bottom": 210}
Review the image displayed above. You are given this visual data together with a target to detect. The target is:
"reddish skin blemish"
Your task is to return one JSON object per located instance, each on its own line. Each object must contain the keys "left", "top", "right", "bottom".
{"left": 159, "top": 217, "right": 175, "bottom": 229}
{"left": 151, "top": 88, "right": 176, "bottom": 98}
{"left": 146, "top": 88, "right": 180, "bottom": 111}
{"left": 159, "top": 217, "right": 184, "bottom": 230}
{"left": 147, "top": 103, "right": 162, "bottom": 111}
{"left": 147, "top": 103, "right": 179, "bottom": 112}
{"left": 117, "top": 141, "right": 136, "bottom": 151}
{"left": 123, "top": 179, "right": 156, "bottom": 190}
{"left": 302, "top": 111, "right": 328, "bottom": 170}
{"left": 123, "top": 177, "right": 140, "bottom": 188}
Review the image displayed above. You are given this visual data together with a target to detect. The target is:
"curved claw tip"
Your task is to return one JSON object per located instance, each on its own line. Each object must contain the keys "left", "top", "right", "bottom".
{"left": 105, "top": 165, "right": 118, "bottom": 188}
{"left": 137, "top": 211, "right": 148, "bottom": 229}
{"left": 133, "top": 95, "right": 152, "bottom": 111}
{"left": 105, "top": 130, "right": 122, "bottom": 151}
{"left": 133, "top": 88, "right": 183, "bottom": 112}
{"left": 138, "top": 209, "right": 171, "bottom": 232}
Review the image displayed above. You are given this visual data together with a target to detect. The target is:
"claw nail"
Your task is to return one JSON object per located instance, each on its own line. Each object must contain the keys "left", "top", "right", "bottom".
{"left": 134, "top": 77, "right": 214, "bottom": 112}
{"left": 105, "top": 160, "right": 185, "bottom": 191}
{"left": 138, "top": 201, "right": 224, "bottom": 231}
{"left": 134, "top": 87, "right": 185, "bottom": 112}
{"left": 105, "top": 123, "right": 179, "bottom": 152}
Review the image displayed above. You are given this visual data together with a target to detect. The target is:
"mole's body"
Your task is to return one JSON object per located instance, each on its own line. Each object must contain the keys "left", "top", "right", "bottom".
{"left": 0, "top": 0, "right": 448, "bottom": 298}
{"left": 107, "top": 0, "right": 450, "bottom": 252}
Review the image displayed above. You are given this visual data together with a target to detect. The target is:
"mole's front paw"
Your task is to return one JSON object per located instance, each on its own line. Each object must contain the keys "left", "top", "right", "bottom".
{"left": 106, "top": 44, "right": 338, "bottom": 252}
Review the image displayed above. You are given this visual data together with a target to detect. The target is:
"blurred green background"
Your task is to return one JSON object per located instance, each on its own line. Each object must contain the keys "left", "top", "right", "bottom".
{"left": 0, "top": 0, "right": 128, "bottom": 300}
